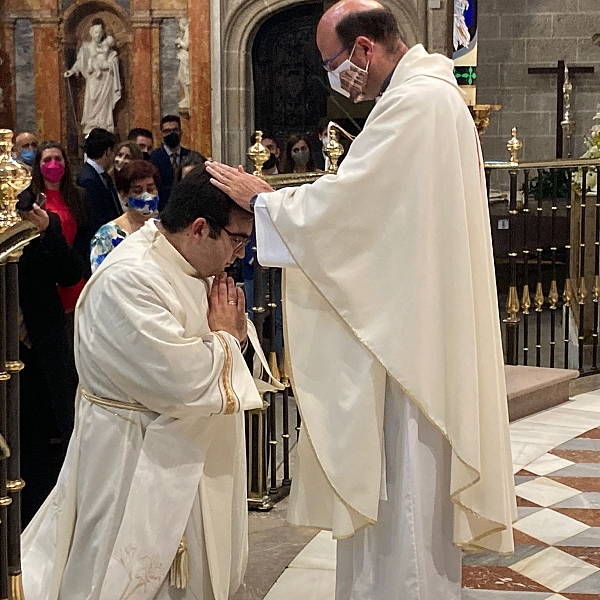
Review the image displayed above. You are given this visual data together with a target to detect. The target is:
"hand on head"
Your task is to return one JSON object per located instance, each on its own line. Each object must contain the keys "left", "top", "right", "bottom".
{"left": 207, "top": 272, "right": 248, "bottom": 344}
{"left": 205, "top": 162, "right": 273, "bottom": 211}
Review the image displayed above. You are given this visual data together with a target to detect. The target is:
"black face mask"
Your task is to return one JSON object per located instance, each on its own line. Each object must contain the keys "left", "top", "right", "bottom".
{"left": 263, "top": 152, "right": 277, "bottom": 171}
{"left": 142, "top": 151, "right": 151, "bottom": 161}
{"left": 164, "top": 132, "right": 181, "bottom": 149}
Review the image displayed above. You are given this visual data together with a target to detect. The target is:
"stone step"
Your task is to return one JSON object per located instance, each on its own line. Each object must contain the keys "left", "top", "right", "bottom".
{"left": 506, "top": 365, "right": 579, "bottom": 421}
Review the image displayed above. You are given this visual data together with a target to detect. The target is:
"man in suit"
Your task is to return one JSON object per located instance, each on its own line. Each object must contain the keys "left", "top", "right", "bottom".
{"left": 128, "top": 127, "right": 154, "bottom": 159}
{"left": 77, "top": 128, "right": 121, "bottom": 240}
{"left": 150, "top": 114, "right": 191, "bottom": 210}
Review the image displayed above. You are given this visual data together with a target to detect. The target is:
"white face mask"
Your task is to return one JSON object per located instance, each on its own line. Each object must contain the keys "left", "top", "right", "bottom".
{"left": 327, "top": 45, "right": 369, "bottom": 103}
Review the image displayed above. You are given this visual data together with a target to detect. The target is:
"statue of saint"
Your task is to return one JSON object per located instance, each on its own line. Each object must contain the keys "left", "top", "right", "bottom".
{"left": 64, "top": 18, "right": 121, "bottom": 134}
{"left": 176, "top": 18, "right": 190, "bottom": 110}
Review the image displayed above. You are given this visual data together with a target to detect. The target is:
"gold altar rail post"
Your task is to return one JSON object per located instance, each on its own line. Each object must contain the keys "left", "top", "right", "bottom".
{"left": 486, "top": 129, "right": 600, "bottom": 374}
{"left": 244, "top": 130, "right": 344, "bottom": 510}
{"left": 0, "top": 128, "right": 38, "bottom": 600}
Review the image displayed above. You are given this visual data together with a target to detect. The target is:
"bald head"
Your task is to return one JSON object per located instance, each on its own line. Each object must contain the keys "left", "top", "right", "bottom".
{"left": 317, "top": 0, "right": 406, "bottom": 101}
{"left": 14, "top": 132, "right": 38, "bottom": 152}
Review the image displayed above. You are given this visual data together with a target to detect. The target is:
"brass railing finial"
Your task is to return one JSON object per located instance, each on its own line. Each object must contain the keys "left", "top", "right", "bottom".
{"left": 247, "top": 130, "right": 271, "bottom": 178}
{"left": 507, "top": 127, "right": 522, "bottom": 165}
{"left": 324, "top": 125, "right": 345, "bottom": 173}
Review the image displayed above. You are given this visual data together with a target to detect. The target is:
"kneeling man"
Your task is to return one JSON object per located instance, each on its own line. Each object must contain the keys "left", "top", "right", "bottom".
{"left": 22, "top": 167, "right": 273, "bottom": 599}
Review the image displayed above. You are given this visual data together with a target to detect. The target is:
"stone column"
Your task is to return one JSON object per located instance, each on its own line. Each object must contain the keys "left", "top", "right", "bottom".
{"left": 131, "top": 0, "right": 162, "bottom": 144}
{"left": 32, "top": 20, "right": 61, "bottom": 142}
{"left": 188, "top": 0, "right": 212, "bottom": 156}
{"left": 0, "top": 20, "right": 16, "bottom": 130}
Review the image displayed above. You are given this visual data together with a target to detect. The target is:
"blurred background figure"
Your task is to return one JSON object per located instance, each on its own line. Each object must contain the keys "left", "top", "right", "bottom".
{"left": 17, "top": 195, "right": 82, "bottom": 525}
{"left": 77, "top": 128, "right": 121, "bottom": 243}
{"left": 281, "top": 132, "right": 317, "bottom": 174}
{"left": 112, "top": 140, "right": 143, "bottom": 175}
{"left": 150, "top": 114, "right": 191, "bottom": 209}
{"left": 14, "top": 131, "right": 38, "bottom": 166}
{"left": 127, "top": 127, "right": 154, "bottom": 159}
{"left": 90, "top": 159, "right": 160, "bottom": 272}
{"left": 181, "top": 151, "right": 206, "bottom": 178}
{"left": 31, "top": 141, "right": 90, "bottom": 312}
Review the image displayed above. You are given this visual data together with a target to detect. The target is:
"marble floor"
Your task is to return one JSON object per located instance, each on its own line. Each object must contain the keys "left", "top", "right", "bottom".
{"left": 259, "top": 388, "right": 600, "bottom": 600}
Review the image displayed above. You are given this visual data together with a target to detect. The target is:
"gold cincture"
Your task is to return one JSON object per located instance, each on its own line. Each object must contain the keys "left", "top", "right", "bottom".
{"left": 169, "top": 536, "right": 190, "bottom": 589}
{"left": 0, "top": 129, "right": 32, "bottom": 234}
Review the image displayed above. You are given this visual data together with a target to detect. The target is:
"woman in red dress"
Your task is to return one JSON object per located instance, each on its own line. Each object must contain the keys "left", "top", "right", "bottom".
{"left": 30, "top": 141, "right": 89, "bottom": 316}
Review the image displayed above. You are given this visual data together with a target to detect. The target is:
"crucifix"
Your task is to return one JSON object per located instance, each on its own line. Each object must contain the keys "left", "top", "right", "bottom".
{"left": 528, "top": 60, "right": 595, "bottom": 159}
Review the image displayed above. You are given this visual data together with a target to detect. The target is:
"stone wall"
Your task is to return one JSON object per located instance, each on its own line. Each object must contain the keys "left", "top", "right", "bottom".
{"left": 478, "top": 0, "right": 600, "bottom": 162}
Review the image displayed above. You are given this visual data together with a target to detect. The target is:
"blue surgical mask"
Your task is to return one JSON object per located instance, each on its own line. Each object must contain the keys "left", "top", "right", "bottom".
{"left": 20, "top": 149, "right": 36, "bottom": 166}
{"left": 127, "top": 192, "right": 159, "bottom": 215}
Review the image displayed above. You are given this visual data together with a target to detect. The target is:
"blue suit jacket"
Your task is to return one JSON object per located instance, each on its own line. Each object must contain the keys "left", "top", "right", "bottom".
{"left": 150, "top": 145, "right": 191, "bottom": 210}
{"left": 76, "top": 162, "right": 123, "bottom": 249}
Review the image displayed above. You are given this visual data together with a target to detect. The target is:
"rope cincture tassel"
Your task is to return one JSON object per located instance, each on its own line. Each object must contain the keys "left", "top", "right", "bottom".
{"left": 169, "top": 535, "right": 190, "bottom": 589}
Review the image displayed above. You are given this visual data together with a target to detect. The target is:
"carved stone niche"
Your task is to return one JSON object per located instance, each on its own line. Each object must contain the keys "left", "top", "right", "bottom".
{"left": 61, "top": 0, "right": 131, "bottom": 155}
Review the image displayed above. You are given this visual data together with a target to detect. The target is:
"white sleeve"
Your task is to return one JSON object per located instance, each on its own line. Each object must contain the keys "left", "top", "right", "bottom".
{"left": 255, "top": 193, "right": 298, "bottom": 268}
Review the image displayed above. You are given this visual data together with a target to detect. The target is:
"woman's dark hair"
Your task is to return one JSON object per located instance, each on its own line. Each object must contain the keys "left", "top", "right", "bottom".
{"left": 32, "top": 141, "right": 85, "bottom": 226}
{"left": 115, "top": 159, "right": 160, "bottom": 195}
{"left": 282, "top": 133, "right": 316, "bottom": 174}
{"left": 160, "top": 165, "right": 240, "bottom": 236}
{"left": 336, "top": 7, "right": 400, "bottom": 54}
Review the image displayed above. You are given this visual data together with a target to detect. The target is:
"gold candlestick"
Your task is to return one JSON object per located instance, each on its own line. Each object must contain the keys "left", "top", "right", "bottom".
{"left": 0, "top": 130, "right": 31, "bottom": 233}
{"left": 469, "top": 104, "right": 502, "bottom": 136}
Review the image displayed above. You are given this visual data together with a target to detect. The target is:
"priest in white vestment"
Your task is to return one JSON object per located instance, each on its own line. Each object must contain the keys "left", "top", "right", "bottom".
{"left": 206, "top": 1, "right": 517, "bottom": 598}
{"left": 21, "top": 167, "right": 281, "bottom": 600}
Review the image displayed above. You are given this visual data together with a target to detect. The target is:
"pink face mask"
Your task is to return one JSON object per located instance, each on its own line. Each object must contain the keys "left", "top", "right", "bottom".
{"left": 40, "top": 160, "right": 65, "bottom": 184}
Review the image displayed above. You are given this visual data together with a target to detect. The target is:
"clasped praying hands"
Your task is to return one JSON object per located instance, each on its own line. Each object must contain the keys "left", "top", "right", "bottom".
{"left": 205, "top": 162, "right": 273, "bottom": 212}
{"left": 208, "top": 272, "right": 248, "bottom": 345}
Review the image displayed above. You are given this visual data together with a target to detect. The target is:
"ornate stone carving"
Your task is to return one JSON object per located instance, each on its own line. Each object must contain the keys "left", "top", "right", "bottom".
{"left": 64, "top": 17, "right": 122, "bottom": 134}
{"left": 176, "top": 18, "right": 190, "bottom": 110}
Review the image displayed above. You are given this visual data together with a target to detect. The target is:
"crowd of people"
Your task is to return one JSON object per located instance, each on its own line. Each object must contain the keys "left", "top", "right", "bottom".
{"left": 14, "top": 114, "right": 210, "bottom": 522}
{"left": 13, "top": 112, "right": 331, "bottom": 523}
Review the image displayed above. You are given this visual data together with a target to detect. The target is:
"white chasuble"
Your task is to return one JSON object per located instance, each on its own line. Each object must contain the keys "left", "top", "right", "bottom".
{"left": 22, "top": 219, "right": 270, "bottom": 600}
{"left": 255, "top": 44, "right": 516, "bottom": 597}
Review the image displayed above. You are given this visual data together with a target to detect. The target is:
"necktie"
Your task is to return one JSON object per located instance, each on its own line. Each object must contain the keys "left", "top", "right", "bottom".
{"left": 171, "top": 152, "right": 179, "bottom": 173}
{"left": 101, "top": 172, "right": 122, "bottom": 215}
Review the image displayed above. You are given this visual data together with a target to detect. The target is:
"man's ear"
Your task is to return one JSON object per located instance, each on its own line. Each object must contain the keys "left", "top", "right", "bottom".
{"left": 189, "top": 217, "right": 209, "bottom": 240}
{"left": 355, "top": 36, "right": 374, "bottom": 64}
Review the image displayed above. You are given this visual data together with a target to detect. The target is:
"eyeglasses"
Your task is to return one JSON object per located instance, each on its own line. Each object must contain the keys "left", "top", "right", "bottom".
{"left": 322, "top": 45, "right": 350, "bottom": 72}
{"left": 221, "top": 225, "right": 250, "bottom": 252}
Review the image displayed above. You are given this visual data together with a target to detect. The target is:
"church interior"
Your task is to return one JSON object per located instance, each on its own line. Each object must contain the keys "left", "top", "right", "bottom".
{"left": 2, "top": 0, "right": 600, "bottom": 599}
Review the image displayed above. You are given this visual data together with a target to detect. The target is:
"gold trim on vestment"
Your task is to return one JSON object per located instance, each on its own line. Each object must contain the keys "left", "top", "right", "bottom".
{"left": 213, "top": 332, "right": 238, "bottom": 414}
{"left": 81, "top": 389, "right": 148, "bottom": 412}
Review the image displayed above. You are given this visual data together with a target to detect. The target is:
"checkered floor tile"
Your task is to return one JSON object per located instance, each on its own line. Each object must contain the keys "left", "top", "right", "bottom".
{"left": 463, "top": 426, "right": 600, "bottom": 598}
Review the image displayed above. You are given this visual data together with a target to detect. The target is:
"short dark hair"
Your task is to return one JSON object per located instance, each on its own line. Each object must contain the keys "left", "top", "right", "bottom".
{"left": 115, "top": 159, "right": 160, "bottom": 195}
{"left": 84, "top": 128, "right": 116, "bottom": 159}
{"left": 128, "top": 127, "right": 153, "bottom": 142}
{"left": 160, "top": 166, "right": 241, "bottom": 235}
{"left": 335, "top": 7, "right": 400, "bottom": 54}
{"left": 161, "top": 115, "right": 181, "bottom": 129}
{"left": 181, "top": 151, "right": 205, "bottom": 170}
